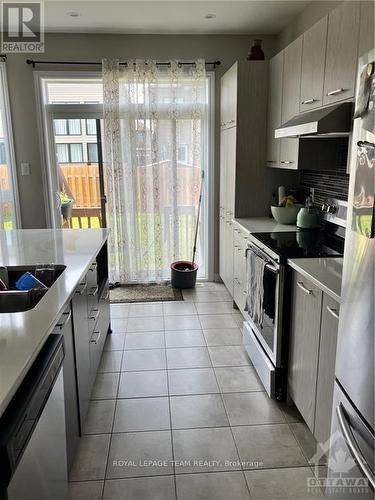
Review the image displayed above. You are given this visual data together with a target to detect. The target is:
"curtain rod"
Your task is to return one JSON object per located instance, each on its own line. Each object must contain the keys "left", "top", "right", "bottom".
{"left": 26, "top": 59, "right": 221, "bottom": 69}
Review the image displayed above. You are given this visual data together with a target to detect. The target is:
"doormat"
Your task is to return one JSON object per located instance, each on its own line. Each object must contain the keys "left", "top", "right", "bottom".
{"left": 110, "top": 283, "right": 184, "bottom": 303}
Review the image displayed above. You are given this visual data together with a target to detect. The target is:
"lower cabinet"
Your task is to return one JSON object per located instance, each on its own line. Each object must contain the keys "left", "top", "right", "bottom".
{"left": 53, "top": 306, "right": 80, "bottom": 473}
{"left": 288, "top": 270, "right": 339, "bottom": 443}
{"left": 314, "top": 294, "right": 340, "bottom": 443}
{"left": 233, "top": 225, "right": 248, "bottom": 316}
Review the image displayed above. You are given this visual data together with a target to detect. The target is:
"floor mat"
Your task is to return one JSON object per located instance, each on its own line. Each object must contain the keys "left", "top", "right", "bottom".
{"left": 110, "top": 283, "right": 184, "bottom": 303}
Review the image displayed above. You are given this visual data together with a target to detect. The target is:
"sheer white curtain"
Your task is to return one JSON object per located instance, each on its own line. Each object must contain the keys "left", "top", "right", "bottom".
{"left": 103, "top": 59, "right": 207, "bottom": 283}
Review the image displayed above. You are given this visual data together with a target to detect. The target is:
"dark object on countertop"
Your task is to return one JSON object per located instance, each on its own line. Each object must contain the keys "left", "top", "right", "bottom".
{"left": 247, "top": 39, "right": 265, "bottom": 61}
{"left": 109, "top": 282, "right": 121, "bottom": 290}
{"left": 15, "top": 272, "right": 47, "bottom": 291}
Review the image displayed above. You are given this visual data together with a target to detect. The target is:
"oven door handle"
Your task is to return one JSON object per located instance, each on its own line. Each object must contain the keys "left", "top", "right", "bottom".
{"left": 246, "top": 244, "right": 279, "bottom": 274}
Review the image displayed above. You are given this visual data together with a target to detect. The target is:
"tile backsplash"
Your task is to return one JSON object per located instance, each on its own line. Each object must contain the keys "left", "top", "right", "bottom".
{"left": 300, "top": 166, "right": 349, "bottom": 207}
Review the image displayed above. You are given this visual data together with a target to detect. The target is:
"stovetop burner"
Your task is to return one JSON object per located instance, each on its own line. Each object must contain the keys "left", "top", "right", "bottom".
{"left": 252, "top": 230, "right": 345, "bottom": 261}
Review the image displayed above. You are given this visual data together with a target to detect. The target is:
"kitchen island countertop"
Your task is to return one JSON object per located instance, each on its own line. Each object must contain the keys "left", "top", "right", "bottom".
{"left": 288, "top": 257, "right": 343, "bottom": 302}
{"left": 0, "top": 228, "right": 108, "bottom": 417}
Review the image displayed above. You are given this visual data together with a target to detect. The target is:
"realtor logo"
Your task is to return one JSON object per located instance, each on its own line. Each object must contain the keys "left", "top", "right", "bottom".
{"left": 1, "top": 2, "right": 45, "bottom": 53}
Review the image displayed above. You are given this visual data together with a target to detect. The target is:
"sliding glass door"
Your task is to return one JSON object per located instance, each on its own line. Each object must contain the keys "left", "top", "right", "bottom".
{"left": 0, "top": 62, "right": 20, "bottom": 229}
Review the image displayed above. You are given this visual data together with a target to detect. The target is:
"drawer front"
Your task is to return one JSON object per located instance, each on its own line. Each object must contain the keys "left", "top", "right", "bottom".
{"left": 243, "top": 322, "right": 275, "bottom": 397}
{"left": 87, "top": 261, "right": 99, "bottom": 313}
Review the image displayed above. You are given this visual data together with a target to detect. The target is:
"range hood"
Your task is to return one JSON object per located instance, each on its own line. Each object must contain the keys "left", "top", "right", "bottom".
{"left": 275, "top": 102, "right": 353, "bottom": 138}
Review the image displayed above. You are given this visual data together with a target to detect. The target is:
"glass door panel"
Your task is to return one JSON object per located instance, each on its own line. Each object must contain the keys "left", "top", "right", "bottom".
{"left": 52, "top": 117, "right": 106, "bottom": 229}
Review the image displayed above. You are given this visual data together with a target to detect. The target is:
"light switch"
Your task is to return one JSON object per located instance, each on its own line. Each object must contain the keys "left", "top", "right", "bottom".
{"left": 20, "top": 162, "right": 30, "bottom": 175}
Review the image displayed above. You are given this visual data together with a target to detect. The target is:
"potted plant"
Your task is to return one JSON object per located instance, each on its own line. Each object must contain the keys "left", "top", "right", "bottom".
{"left": 58, "top": 191, "right": 74, "bottom": 220}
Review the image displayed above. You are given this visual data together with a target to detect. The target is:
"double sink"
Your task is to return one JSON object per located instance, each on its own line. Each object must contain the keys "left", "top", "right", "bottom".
{"left": 0, "top": 265, "right": 66, "bottom": 313}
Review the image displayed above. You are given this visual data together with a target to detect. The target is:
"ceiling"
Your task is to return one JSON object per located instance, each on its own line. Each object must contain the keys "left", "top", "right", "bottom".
{"left": 43, "top": 0, "right": 311, "bottom": 34}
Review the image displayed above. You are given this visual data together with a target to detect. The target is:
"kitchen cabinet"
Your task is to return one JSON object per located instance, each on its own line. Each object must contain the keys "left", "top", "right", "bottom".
{"left": 300, "top": 16, "right": 328, "bottom": 112}
{"left": 90, "top": 280, "right": 110, "bottom": 381}
{"left": 233, "top": 224, "right": 249, "bottom": 316}
{"left": 72, "top": 278, "right": 90, "bottom": 428}
{"left": 53, "top": 306, "right": 79, "bottom": 473}
{"left": 323, "top": 1, "right": 360, "bottom": 105}
{"left": 288, "top": 271, "right": 323, "bottom": 430}
{"left": 266, "top": 52, "right": 283, "bottom": 168}
{"left": 281, "top": 36, "right": 303, "bottom": 123}
{"left": 220, "top": 62, "right": 237, "bottom": 129}
{"left": 288, "top": 270, "right": 340, "bottom": 441}
{"left": 314, "top": 294, "right": 340, "bottom": 444}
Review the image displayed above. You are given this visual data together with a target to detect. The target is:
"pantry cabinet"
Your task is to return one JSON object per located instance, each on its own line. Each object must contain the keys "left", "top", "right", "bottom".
{"left": 288, "top": 271, "right": 340, "bottom": 442}
{"left": 323, "top": 1, "right": 360, "bottom": 105}
{"left": 300, "top": 16, "right": 328, "bottom": 113}
{"left": 266, "top": 52, "right": 283, "bottom": 168}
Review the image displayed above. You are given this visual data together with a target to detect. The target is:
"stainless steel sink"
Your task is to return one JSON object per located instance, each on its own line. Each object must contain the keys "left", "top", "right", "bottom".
{"left": 0, "top": 265, "right": 66, "bottom": 313}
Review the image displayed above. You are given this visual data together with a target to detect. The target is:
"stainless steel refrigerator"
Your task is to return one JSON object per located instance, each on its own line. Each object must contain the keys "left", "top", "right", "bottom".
{"left": 327, "top": 49, "right": 375, "bottom": 498}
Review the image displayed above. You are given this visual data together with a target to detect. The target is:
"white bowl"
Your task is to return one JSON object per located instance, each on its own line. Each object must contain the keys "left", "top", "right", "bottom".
{"left": 271, "top": 205, "right": 303, "bottom": 225}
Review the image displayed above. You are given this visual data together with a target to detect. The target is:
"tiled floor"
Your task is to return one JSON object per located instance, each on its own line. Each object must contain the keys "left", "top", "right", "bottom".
{"left": 69, "top": 283, "right": 324, "bottom": 500}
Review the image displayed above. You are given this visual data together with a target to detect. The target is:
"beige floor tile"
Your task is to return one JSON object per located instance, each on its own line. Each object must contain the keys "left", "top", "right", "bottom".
{"left": 165, "top": 330, "right": 206, "bottom": 348}
{"left": 176, "top": 471, "right": 251, "bottom": 500}
{"left": 214, "top": 366, "right": 263, "bottom": 393}
{"left": 168, "top": 368, "right": 220, "bottom": 396}
{"left": 103, "top": 476, "right": 176, "bottom": 500}
{"left": 166, "top": 347, "right": 211, "bottom": 369}
{"left": 203, "top": 328, "right": 243, "bottom": 346}
{"left": 113, "top": 397, "right": 170, "bottom": 432}
{"left": 91, "top": 373, "right": 120, "bottom": 400}
{"left": 118, "top": 370, "right": 168, "bottom": 398}
{"left": 170, "top": 394, "right": 228, "bottom": 429}
{"left": 70, "top": 434, "right": 111, "bottom": 481}
{"left": 208, "top": 345, "right": 251, "bottom": 367}
{"left": 122, "top": 349, "right": 166, "bottom": 371}
{"left": 83, "top": 400, "right": 116, "bottom": 434}
{"left": 222, "top": 392, "right": 285, "bottom": 426}
{"left": 69, "top": 480, "right": 104, "bottom": 500}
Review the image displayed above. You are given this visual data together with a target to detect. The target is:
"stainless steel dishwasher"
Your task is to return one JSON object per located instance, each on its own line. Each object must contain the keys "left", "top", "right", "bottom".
{"left": 0, "top": 334, "right": 68, "bottom": 500}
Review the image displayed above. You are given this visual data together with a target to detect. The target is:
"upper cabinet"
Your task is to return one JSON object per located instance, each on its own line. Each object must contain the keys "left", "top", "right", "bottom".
{"left": 281, "top": 36, "right": 303, "bottom": 123}
{"left": 323, "top": 1, "right": 360, "bottom": 105}
{"left": 266, "top": 52, "right": 283, "bottom": 167}
{"left": 300, "top": 16, "right": 328, "bottom": 112}
{"left": 220, "top": 62, "right": 238, "bottom": 129}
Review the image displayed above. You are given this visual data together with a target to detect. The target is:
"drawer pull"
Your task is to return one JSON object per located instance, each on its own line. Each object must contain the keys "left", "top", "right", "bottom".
{"left": 89, "top": 262, "right": 98, "bottom": 271}
{"left": 327, "top": 306, "right": 339, "bottom": 320}
{"left": 89, "top": 308, "right": 100, "bottom": 322}
{"left": 76, "top": 282, "right": 87, "bottom": 295}
{"left": 56, "top": 310, "right": 72, "bottom": 330}
{"left": 301, "top": 98, "right": 316, "bottom": 105}
{"left": 281, "top": 161, "right": 294, "bottom": 164}
{"left": 327, "top": 88, "right": 345, "bottom": 96}
{"left": 90, "top": 330, "right": 101, "bottom": 344}
{"left": 297, "top": 281, "right": 312, "bottom": 295}
{"left": 88, "top": 285, "right": 99, "bottom": 297}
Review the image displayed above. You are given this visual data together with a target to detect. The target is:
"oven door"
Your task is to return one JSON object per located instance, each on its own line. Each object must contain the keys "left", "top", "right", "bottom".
{"left": 245, "top": 242, "right": 283, "bottom": 367}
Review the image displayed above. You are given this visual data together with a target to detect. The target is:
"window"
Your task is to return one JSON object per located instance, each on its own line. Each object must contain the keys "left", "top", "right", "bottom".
{"left": 56, "top": 143, "right": 83, "bottom": 163}
{"left": 54, "top": 119, "right": 81, "bottom": 135}
{"left": 86, "top": 119, "right": 97, "bottom": 135}
{"left": 87, "top": 143, "right": 98, "bottom": 163}
{"left": 0, "top": 63, "right": 19, "bottom": 229}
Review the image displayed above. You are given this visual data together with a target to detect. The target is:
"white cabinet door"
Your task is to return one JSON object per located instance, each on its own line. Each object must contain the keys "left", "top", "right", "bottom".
{"left": 281, "top": 36, "right": 303, "bottom": 124}
{"left": 314, "top": 294, "right": 340, "bottom": 444}
{"left": 266, "top": 52, "right": 283, "bottom": 168}
{"left": 221, "top": 62, "right": 238, "bottom": 129}
{"left": 288, "top": 271, "right": 323, "bottom": 432}
{"left": 280, "top": 138, "right": 299, "bottom": 170}
{"left": 323, "top": 1, "right": 360, "bottom": 105}
{"left": 300, "top": 16, "right": 328, "bottom": 112}
{"left": 226, "top": 126, "right": 236, "bottom": 217}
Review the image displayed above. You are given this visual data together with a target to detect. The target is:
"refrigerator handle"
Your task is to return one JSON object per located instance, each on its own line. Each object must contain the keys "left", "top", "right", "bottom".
{"left": 337, "top": 403, "right": 375, "bottom": 491}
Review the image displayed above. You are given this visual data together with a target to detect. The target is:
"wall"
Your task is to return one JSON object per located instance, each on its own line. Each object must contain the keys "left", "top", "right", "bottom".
{"left": 6, "top": 33, "right": 276, "bottom": 232}
{"left": 276, "top": 1, "right": 341, "bottom": 51}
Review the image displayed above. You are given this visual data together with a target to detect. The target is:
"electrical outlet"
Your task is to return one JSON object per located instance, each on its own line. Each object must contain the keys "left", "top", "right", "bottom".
{"left": 310, "top": 187, "right": 315, "bottom": 204}
{"left": 20, "top": 162, "right": 30, "bottom": 175}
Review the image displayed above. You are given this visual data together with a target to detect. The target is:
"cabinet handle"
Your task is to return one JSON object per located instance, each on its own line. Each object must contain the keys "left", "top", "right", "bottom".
{"left": 301, "top": 98, "right": 316, "bottom": 105}
{"left": 90, "top": 330, "right": 101, "bottom": 344}
{"left": 76, "top": 282, "right": 87, "bottom": 295}
{"left": 281, "top": 161, "right": 294, "bottom": 164}
{"left": 327, "top": 88, "right": 345, "bottom": 96}
{"left": 56, "top": 310, "right": 72, "bottom": 330}
{"left": 327, "top": 305, "right": 339, "bottom": 320}
{"left": 89, "top": 262, "right": 98, "bottom": 272}
{"left": 88, "top": 285, "right": 99, "bottom": 296}
{"left": 89, "top": 308, "right": 100, "bottom": 322}
{"left": 297, "top": 281, "right": 312, "bottom": 295}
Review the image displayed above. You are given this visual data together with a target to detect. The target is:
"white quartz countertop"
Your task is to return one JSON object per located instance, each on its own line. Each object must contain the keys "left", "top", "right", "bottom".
{"left": 288, "top": 257, "right": 343, "bottom": 302}
{"left": 234, "top": 217, "right": 296, "bottom": 233}
{"left": 0, "top": 229, "right": 108, "bottom": 417}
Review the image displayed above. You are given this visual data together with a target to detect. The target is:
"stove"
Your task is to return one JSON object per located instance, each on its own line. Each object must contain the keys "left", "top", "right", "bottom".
{"left": 251, "top": 230, "right": 344, "bottom": 262}
{"left": 242, "top": 198, "right": 347, "bottom": 400}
